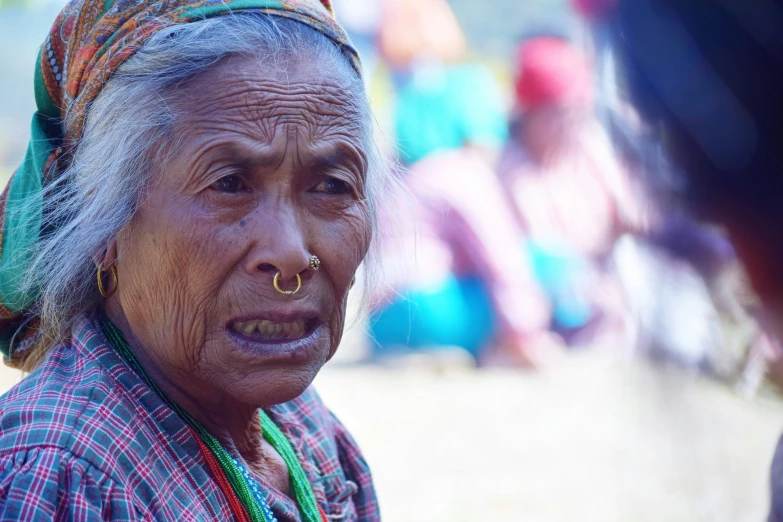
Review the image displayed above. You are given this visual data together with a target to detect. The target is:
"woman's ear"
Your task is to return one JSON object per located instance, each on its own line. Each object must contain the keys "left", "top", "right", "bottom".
{"left": 93, "top": 240, "right": 118, "bottom": 270}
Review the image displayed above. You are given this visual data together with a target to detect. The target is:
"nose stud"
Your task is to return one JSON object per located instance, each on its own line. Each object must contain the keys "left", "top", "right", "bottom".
{"left": 273, "top": 271, "right": 302, "bottom": 296}
{"left": 310, "top": 255, "right": 321, "bottom": 271}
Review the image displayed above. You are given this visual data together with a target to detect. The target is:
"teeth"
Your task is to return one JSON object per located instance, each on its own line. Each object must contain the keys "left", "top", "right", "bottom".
{"left": 260, "top": 320, "right": 272, "bottom": 335}
{"left": 234, "top": 319, "right": 308, "bottom": 340}
{"left": 243, "top": 321, "right": 258, "bottom": 335}
{"left": 234, "top": 320, "right": 258, "bottom": 335}
{"left": 266, "top": 322, "right": 276, "bottom": 336}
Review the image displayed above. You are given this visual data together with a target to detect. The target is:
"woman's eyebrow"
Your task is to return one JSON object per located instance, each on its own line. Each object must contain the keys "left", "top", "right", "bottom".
{"left": 193, "top": 139, "right": 366, "bottom": 175}
{"left": 198, "top": 140, "right": 286, "bottom": 168}
{"left": 309, "top": 145, "right": 366, "bottom": 173}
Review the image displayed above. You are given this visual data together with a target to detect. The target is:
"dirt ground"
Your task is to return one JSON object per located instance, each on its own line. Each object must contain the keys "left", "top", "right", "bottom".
{"left": 2, "top": 349, "right": 782, "bottom": 522}
{"left": 315, "top": 351, "right": 783, "bottom": 522}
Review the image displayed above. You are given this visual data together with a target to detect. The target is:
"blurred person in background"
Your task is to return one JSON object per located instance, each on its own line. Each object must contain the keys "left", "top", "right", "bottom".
{"left": 370, "top": 146, "right": 557, "bottom": 367}
{"left": 592, "top": 0, "right": 783, "bottom": 519}
{"left": 609, "top": 111, "right": 769, "bottom": 382}
{"left": 502, "top": 34, "right": 756, "bottom": 375}
{"left": 368, "top": 0, "right": 559, "bottom": 367}
{"left": 378, "top": 0, "right": 508, "bottom": 165}
{"left": 498, "top": 36, "right": 642, "bottom": 347}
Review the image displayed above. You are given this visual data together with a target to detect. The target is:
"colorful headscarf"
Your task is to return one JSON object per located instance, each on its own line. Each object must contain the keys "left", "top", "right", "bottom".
{"left": 0, "top": 0, "right": 359, "bottom": 363}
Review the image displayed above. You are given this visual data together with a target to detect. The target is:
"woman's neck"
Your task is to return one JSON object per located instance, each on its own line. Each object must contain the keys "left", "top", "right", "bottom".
{"left": 102, "top": 305, "right": 292, "bottom": 495}
{"left": 103, "top": 303, "right": 261, "bottom": 460}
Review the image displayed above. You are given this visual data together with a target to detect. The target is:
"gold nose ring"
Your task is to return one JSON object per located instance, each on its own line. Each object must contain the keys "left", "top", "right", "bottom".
{"left": 273, "top": 271, "right": 302, "bottom": 296}
{"left": 310, "top": 255, "right": 321, "bottom": 271}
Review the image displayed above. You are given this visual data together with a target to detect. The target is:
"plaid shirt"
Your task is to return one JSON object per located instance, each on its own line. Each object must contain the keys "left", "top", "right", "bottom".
{"left": 0, "top": 314, "right": 379, "bottom": 521}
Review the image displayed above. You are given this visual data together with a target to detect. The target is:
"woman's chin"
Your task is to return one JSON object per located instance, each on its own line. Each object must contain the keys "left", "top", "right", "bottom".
{"left": 235, "top": 376, "right": 315, "bottom": 408}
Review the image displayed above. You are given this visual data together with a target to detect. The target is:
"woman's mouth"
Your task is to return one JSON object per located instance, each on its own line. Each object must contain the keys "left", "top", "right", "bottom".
{"left": 229, "top": 318, "right": 313, "bottom": 342}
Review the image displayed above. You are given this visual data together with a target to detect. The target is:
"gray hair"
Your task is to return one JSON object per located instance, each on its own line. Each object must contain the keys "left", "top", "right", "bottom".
{"left": 22, "top": 13, "right": 391, "bottom": 362}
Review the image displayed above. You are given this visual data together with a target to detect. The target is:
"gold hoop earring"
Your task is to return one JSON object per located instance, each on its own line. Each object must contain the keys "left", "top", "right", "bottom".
{"left": 97, "top": 265, "right": 118, "bottom": 299}
{"left": 310, "top": 255, "right": 321, "bottom": 271}
{"left": 273, "top": 271, "right": 302, "bottom": 296}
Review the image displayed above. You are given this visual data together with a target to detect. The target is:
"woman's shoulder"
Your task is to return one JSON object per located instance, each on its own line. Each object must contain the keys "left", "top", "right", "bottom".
{"left": 0, "top": 343, "right": 148, "bottom": 519}
{"left": 0, "top": 314, "right": 185, "bottom": 472}
{"left": 0, "top": 445, "right": 141, "bottom": 520}
{"left": 0, "top": 338, "right": 231, "bottom": 520}
{"left": 0, "top": 342, "right": 131, "bottom": 467}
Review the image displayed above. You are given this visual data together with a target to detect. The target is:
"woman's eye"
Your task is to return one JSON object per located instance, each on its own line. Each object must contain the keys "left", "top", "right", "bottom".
{"left": 313, "top": 178, "right": 351, "bottom": 195}
{"left": 211, "top": 174, "right": 247, "bottom": 193}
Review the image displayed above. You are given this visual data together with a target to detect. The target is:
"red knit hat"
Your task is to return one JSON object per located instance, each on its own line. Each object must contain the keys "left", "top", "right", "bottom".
{"left": 514, "top": 37, "right": 593, "bottom": 110}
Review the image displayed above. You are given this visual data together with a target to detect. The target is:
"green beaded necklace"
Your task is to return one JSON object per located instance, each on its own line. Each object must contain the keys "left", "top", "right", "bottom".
{"left": 100, "top": 315, "right": 325, "bottom": 522}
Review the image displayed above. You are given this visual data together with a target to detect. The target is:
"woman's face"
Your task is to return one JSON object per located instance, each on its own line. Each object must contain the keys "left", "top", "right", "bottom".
{"left": 109, "top": 54, "right": 371, "bottom": 407}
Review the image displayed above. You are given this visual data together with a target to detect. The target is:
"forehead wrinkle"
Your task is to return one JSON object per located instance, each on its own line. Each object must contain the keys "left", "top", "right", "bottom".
{"left": 171, "top": 60, "right": 366, "bottom": 175}
{"left": 181, "top": 112, "right": 361, "bottom": 163}
{"left": 181, "top": 80, "right": 361, "bottom": 147}
{"left": 184, "top": 77, "right": 359, "bottom": 122}
{"left": 175, "top": 125, "right": 365, "bottom": 179}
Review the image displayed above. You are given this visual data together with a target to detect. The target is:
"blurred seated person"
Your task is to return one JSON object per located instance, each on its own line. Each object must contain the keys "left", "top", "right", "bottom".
{"left": 498, "top": 37, "right": 643, "bottom": 345}
{"left": 369, "top": 5, "right": 558, "bottom": 366}
{"left": 392, "top": 62, "right": 509, "bottom": 166}
{"left": 378, "top": 0, "right": 507, "bottom": 166}
{"left": 370, "top": 148, "right": 557, "bottom": 367}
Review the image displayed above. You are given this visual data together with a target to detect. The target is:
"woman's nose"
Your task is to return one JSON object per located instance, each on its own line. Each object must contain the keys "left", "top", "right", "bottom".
{"left": 243, "top": 201, "right": 314, "bottom": 284}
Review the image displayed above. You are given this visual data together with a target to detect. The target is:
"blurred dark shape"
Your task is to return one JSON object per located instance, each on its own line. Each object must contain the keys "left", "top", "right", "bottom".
{"left": 648, "top": 214, "right": 736, "bottom": 282}
{"left": 598, "top": 3, "right": 783, "bottom": 516}
{"left": 605, "top": 0, "right": 783, "bottom": 314}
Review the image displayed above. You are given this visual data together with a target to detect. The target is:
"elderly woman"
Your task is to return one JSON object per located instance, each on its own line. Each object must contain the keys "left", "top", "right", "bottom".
{"left": 0, "top": 0, "right": 383, "bottom": 520}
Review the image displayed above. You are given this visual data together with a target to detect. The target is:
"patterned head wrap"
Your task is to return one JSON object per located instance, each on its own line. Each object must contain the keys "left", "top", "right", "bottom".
{"left": 0, "top": 0, "right": 359, "bottom": 363}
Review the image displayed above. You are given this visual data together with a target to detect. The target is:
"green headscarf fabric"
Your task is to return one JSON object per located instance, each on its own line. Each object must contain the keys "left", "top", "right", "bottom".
{"left": 0, "top": 0, "right": 359, "bottom": 362}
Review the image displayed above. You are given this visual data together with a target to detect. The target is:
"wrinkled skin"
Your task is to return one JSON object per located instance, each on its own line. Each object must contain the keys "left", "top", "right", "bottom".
{"left": 102, "top": 53, "right": 371, "bottom": 491}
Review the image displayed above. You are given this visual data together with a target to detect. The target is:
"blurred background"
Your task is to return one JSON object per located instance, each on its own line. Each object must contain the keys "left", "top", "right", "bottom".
{"left": 2, "top": 0, "right": 783, "bottom": 520}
